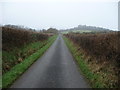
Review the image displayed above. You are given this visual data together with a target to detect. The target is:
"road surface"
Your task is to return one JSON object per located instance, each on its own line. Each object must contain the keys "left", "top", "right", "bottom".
{"left": 11, "top": 34, "right": 89, "bottom": 88}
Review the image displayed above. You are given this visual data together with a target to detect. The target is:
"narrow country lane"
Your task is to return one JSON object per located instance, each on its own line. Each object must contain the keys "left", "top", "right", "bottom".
{"left": 11, "top": 34, "right": 89, "bottom": 88}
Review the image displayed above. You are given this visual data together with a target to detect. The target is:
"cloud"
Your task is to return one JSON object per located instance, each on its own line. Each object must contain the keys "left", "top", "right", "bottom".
{"left": 0, "top": 0, "right": 119, "bottom": 3}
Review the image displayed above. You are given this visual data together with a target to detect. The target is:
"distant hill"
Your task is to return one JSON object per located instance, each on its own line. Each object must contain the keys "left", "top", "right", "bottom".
{"left": 61, "top": 25, "right": 112, "bottom": 33}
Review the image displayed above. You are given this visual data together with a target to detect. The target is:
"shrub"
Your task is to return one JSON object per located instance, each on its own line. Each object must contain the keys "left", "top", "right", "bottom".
{"left": 65, "top": 32, "right": 120, "bottom": 87}
{"left": 2, "top": 25, "right": 51, "bottom": 73}
{"left": 65, "top": 32, "right": 120, "bottom": 67}
{"left": 2, "top": 26, "right": 49, "bottom": 51}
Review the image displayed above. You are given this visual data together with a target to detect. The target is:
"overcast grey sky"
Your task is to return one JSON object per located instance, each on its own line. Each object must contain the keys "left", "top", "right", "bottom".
{"left": 0, "top": 0, "right": 119, "bottom": 30}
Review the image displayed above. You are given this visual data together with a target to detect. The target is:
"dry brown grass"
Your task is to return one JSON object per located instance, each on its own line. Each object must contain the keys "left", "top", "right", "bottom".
{"left": 65, "top": 32, "right": 120, "bottom": 67}
{"left": 2, "top": 26, "right": 50, "bottom": 51}
{"left": 2, "top": 26, "right": 52, "bottom": 74}
{"left": 65, "top": 32, "right": 120, "bottom": 87}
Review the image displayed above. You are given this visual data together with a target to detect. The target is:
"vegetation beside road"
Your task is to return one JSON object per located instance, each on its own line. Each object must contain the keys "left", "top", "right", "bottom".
{"left": 2, "top": 25, "right": 57, "bottom": 88}
{"left": 64, "top": 32, "right": 120, "bottom": 88}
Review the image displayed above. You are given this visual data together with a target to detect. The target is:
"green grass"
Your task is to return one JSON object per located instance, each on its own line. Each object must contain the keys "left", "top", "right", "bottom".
{"left": 63, "top": 36, "right": 105, "bottom": 88}
{"left": 3, "top": 39, "right": 48, "bottom": 74}
{"left": 2, "top": 35, "right": 57, "bottom": 88}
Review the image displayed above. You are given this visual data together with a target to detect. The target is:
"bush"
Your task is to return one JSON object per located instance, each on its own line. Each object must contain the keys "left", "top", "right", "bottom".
{"left": 2, "top": 25, "right": 51, "bottom": 73}
{"left": 65, "top": 32, "right": 120, "bottom": 67}
{"left": 2, "top": 26, "right": 49, "bottom": 51}
{"left": 65, "top": 32, "right": 120, "bottom": 87}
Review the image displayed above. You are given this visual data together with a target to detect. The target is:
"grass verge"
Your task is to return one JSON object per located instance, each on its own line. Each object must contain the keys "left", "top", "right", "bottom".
{"left": 63, "top": 36, "right": 105, "bottom": 88}
{"left": 2, "top": 35, "right": 57, "bottom": 88}
{"left": 3, "top": 39, "right": 48, "bottom": 74}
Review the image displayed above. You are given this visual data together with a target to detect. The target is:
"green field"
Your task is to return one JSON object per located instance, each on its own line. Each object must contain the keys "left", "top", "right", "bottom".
{"left": 61, "top": 30, "right": 91, "bottom": 34}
